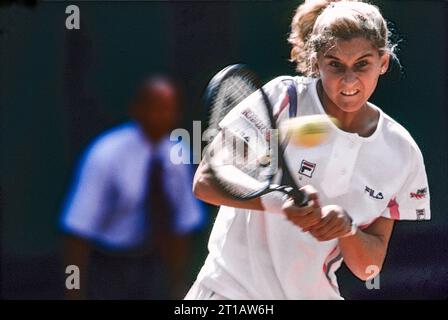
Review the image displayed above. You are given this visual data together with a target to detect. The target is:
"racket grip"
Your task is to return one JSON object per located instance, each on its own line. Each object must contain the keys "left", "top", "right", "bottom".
{"left": 291, "top": 189, "right": 309, "bottom": 207}
{"left": 269, "top": 185, "right": 309, "bottom": 207}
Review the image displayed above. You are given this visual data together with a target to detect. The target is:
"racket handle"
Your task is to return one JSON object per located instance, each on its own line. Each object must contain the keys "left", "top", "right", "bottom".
{"left": 270, "top": 185, "right": 309, "bottom": 207}
{"left": 291, "top": 189, "right": 309, "bottom": 207}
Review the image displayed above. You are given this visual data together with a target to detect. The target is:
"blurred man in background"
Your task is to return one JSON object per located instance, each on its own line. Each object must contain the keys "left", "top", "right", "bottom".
{"left": 60, "top": 76, "right": 205, "bottom": 299}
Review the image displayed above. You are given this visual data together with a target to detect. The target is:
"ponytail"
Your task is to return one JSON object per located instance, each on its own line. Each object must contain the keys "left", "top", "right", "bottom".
{"left": 288, "top": 0, "right": 333, "bottom": 75}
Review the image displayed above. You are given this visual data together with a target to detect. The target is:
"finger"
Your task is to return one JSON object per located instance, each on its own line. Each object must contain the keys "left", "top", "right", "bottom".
{"left": 286, "top": 213, "right": 317, "bottom": 228}
{"left": 300, "top": 218, "right": 321, "bottom": 230}
{"left": 309, "top": 217, "right": 340, "bottom": 239}
{"left": 286, "top": 212, "right": 321, "bottom": 230}
{"left": 300, "top": 206, "right": 322, "bottom": 223}
{"left": 302, "top": 211, "right": 329, "bottom": 232}
{"left": 308, "top": 199, "right": 320, "bottom": 209}
{"left": 313, "top": 223, "right": 342, "bottom": 241}
{"left": 306, "top": 212, "right": 335, "bottom": 233}
{"left": 316, "top": 225, "right": 347, "bottom": 241}
{"left": 325, "top": 224, "right": 353, "bottom": 240}
{"left": 297, "top": 209, "right": 323, "bottom": 230}
{"left": 299, "top": 185, "right": 321, "bottom": 206}
{"left": 283, "top": 199, "right": 314, "bottom": 216}
{"left": 316, "top": 219, "right": 351, "bottom": 241}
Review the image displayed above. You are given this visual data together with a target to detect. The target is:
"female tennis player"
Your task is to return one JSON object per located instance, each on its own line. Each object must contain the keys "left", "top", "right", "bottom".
{"left": 186, "top": 0, "right": 430, "bottom": 299}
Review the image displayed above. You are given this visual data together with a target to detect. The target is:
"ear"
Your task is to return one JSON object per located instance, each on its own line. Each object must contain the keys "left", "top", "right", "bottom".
{"left": 312, "top": 56, "right": 320, "bottom": 76}
{"left": 379, "top": 53, "right": 390, "bottom": 75}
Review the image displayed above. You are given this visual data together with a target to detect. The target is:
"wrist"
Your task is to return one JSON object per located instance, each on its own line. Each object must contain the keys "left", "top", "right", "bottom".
{"left": 340, "top": 221, "right": 358, "bottom": 238}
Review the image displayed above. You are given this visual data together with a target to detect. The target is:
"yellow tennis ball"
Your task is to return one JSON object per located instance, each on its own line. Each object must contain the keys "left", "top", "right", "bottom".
{"left": 280, "top": 115, "right": 339, "bottom": 147}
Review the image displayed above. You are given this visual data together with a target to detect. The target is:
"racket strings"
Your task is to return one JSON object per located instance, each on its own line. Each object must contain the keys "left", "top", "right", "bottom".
{"left": 205, "top": 65, "right": 281, "bottom": 199}
{"left": 209, "top": 127, "right": 274, "bottom": 198}
{"left": 209, "top": 76, "right": 256, "bottom": 130}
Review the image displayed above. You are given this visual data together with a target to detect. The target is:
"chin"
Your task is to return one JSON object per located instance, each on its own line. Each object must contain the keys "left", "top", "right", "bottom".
{"left": 337, "top": 104, "right": 363, "bottom": 113}
{"left": 334, "top": 97, "right": 366, "bottom": 113}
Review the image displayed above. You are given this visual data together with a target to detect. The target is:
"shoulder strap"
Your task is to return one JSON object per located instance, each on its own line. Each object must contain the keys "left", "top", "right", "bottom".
{"left": 279, "top": 79, "right": 298, "bottom": 187}
{"left": 282, "top": 79, "right": 298, "bottom": 118}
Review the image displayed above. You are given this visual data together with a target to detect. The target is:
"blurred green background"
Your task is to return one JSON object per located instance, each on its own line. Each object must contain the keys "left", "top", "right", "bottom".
{"left": 1, "top": 0, "right": 447, "bottom": 299}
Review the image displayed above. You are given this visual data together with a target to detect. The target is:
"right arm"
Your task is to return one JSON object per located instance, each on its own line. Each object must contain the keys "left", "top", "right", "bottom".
{"left": 193, "top": 131, "right": 263, "bottom": 210}
{"left": 194, "top": 161, "right": 321, "bottom": 230}
{"left": 193, "top": 157, "right": 263, "bottom": 210}
{"left": 193, "top": 133, "right": 321, "bottom": 229}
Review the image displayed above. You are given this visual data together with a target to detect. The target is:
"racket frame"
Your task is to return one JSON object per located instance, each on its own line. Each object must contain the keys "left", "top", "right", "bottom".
{"left": 204, "top": 64, "right": 308, "bottom": 206}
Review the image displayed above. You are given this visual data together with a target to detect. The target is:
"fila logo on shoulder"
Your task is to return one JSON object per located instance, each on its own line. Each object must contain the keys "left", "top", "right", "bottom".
{"left": 299, "top": 160, "right": 316, "bottom": 178}
{"left": 365, "top": 186, "right": 384, "bottom": 200}
{"left": 410, "top": 188, "right": 427, "bottom": 199}
{"left": 416, "top": 209, "right": 426, "bottom": 220}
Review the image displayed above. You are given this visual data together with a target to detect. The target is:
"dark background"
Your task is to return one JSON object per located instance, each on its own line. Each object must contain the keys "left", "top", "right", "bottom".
{"left": 1, "top": 0, "right": 447, "bottom": 299}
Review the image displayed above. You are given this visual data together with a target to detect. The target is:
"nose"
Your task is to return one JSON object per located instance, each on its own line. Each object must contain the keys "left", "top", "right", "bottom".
{"left": 342, "top": 70, "right": 357, "bottom": 85}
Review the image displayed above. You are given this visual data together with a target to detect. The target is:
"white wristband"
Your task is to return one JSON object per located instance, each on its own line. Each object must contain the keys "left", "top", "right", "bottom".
{"left": 341, "top": 223, "right": 358, "bottom": 238}
{"left": 260, "top": 190, "right": 289, "bottom": 215}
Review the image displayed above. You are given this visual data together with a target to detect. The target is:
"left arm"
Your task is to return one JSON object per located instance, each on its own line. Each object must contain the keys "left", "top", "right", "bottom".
{"left": 338, "top": 217, "right": 395, "bottom": 281}
{"left": 305, "top": 206, "right": 395, "bottom": 281}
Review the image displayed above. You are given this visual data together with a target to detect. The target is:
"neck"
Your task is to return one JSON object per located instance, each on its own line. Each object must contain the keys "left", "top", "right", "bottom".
{"left": 138, "top": 125, "right": 166, "bottom": 145}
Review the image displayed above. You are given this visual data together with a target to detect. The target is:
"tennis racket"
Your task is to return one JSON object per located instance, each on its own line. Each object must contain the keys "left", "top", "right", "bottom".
{"left": 203, "top": 64, "right": 308, "bottom": 206}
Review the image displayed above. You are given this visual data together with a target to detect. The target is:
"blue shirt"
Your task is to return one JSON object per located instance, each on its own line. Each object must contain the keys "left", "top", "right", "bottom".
{"left": 60, "top": 122, "right": 205, "bottom": 250}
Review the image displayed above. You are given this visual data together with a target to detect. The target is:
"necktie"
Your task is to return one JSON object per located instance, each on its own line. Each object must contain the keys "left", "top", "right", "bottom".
{"left": 145, "top": 153, "right": 175, "bottom": 254}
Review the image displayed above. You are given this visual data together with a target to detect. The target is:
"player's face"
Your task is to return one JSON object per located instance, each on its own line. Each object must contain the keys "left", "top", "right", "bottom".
{"left": 316, "top": 37, "right": 389, "bottom": 114}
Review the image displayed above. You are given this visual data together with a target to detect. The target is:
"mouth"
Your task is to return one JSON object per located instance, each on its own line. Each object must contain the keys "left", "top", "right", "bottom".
{"left": 340, "top": 89, "right": 360, "bottom": 97}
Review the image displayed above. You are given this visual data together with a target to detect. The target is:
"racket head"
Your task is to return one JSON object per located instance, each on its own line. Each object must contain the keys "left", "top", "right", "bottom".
{"left": 204, "top": 64, "right": 277, "bottom": 200}
{"left": 203, "top": 64, "right": 308, "bottom": 205}
{"left": 204, "top": 64, "right": 263, "bottom": 138}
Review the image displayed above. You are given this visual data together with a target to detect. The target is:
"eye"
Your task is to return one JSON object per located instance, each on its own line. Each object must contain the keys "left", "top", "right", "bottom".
{"left": 329, "top": 61, "right": 342, "bottom": 68}
{"left": 356, "top": 60, "right": 369, "bottom": 68}
{"left": 328, "top": 60, "right": 342, "bottom": 69}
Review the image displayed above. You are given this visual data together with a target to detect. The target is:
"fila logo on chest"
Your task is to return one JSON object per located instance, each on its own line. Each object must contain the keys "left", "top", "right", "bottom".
{"left": 298, "top": 160, "right": 316, "bottom": 178}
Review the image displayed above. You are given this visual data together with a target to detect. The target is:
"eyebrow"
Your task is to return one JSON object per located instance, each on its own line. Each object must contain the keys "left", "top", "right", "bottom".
{"left": 324, "top": 53, "right": 374, "bottom": 60}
